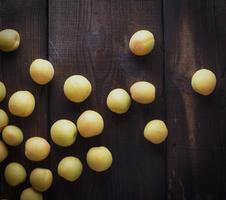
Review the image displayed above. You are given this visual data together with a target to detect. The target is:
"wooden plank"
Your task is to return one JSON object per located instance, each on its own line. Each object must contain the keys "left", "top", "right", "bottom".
{"left": 164, "top": 0, "right": 226, "bottom": 199}
{"left": 48, "top": 0, "right": 165, "bottom": 199}
{"left": 0, "top": 1, "right": 48, "bottom": 199}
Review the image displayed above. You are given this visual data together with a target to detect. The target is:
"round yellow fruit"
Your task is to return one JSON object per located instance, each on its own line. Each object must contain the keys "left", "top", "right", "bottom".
{"left": 4, "top": 162, "right": 26, "bottom": 186}
{"left": 86, "top": 146, "right": 113, "bottom": 172}
{"left": 77, "top": 110, "right": 104, "bottom": 138}
{"left": 129, "top": 30, "right": 155, "bottom": 56}
{"left": 30, "top": 59, "right": 54, "bottom": 85}
{"left": 64, "top": 75, "right": 92, "bottom": 103}
{"left": 20, "top": 187, "right": 43, "bottom": 200}
{"left": 130, "top": 81, "right": 156, "bottom": 104}
{"left": 0, "top": 140, "right": 8, "bottom": 163}
{"left": 51, "top": 119, "right": 77, "bottom": 147}
{"left": 25, "top": 137, "right": 50, "bottom": 161}
{"left": 144, "top": 120, "right": 168, "bottom": 144}
{"left": 0, "top": 29, "right": 20, "bottom": 52}
{"left": 0, "top": 81, "right": 6, "bottom": 102}
{"left": 57, "top": 156, "right": 83, "bottom": 182}
{"left": 8, "top": 91, "right": 35, "bottom": 117}
{"left": 107, "top": 88, "right": 131, "bottom": 114}
{"left": 30, "top": 168, "right": 53, "bottom": 192}
{"left": 0, "top": 109, "right": 8, "bottom": 132}
{"left": 2, "top": 125, "right": 23, "bottom": 146}
{"left": 191, "top": 69, "right": 217, "bottom": 96}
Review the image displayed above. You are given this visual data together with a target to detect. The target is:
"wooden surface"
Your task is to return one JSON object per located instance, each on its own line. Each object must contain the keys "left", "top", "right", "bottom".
{"left": 0, "top": 0, "right": 226, "bottom": 199}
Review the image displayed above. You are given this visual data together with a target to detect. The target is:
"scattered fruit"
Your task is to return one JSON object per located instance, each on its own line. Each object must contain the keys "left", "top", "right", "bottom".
{"left": 51, "top": 119, "right": 77, "bottom": 147}
{"left": 25, "top": 137, "right": 50, "bottom": 161}
{"left": 30, "top": 168, "right": 53, "bottom": 192}
{"left": 129, "top": 30, "right": 155, "bottom": 56}
{"left": 30, "top": 59, "right": 54, "bottom": 85}
{"left": 0, "top": 140, "right": 8, "bottom": 163}
{"left": 64, "top": 75, "right": 92, "bottom": 103}
{"left": 144, "top": 120, "right": 168, "bottom": 144}
{"left": 2, "top": 125, "right": 23, "bottom": 146}
{"left": 191, "top": 69, "right": 217, "bottom": 96}
{"left": 0, "top": 81, "right": 6, "bottom": 102}
{"left": 86, "top": 146, "right": 113, "bottom": 172}
{"left": 4, "top": 162, "right": 26, "bottom": 186}
{"left": 130, "top": 81, "right": 156, "bottom": 104}
{"left": 8, "top": 91, "right": 35, "bottom": 117}
{"left": 0, "top": 29, "right": 20, "bottom": 52}
{"left": 107, "top": 88, "right": 131, "bottom": 114}
{"left": 0, "top": 109, "right": 8, "bottom": 132}
{"left": 77, "top": 110, "right": 104, "bottom": 138}
{"left": 20, "top": 187, "right": 43, "bottom": 200}
{"left": 57, "top": 156, "right": 83, "bottom": 182}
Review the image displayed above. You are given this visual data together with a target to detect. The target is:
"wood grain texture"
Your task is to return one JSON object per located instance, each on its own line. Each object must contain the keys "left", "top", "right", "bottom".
{"left": 164, "top": 0, "right": 226, "bottom": 199}
{"left": 0, "top": 0, "right": 48, "bottom": 199}
{"left": 48, "top": 0, "right": 165, "bottom": 199}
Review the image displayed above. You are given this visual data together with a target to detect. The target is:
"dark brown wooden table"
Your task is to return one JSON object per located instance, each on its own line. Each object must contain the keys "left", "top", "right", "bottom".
{"left": 1, "top": 0, "right": 226, "bottom": 199}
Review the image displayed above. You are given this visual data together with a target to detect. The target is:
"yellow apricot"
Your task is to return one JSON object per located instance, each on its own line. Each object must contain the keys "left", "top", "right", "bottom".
{"left": 2, "top": 125, "right": 23, "bottom": 146}
{"left": 8, "top": 91, "right": 35, "bottom": 117}
{"left": 129, "top": 30, "right": 155, "bottom": 56}
{"left": 0, "top": 81, "right": 6, "bottom": 102}
{"left": 77, "top": 110, "right": 104, "bottom": 138}
{"left": 0, "top": 29, "right": 20, "bottom": 52}
{"left": 20, "top": 187, "right": 43, "bottom": 200}
{"left": 0, "top": 109, "right": 8, "bottom": 132}
{"left": 86, "top": 146, "right": 113, "bottom": 172}
{"left": 144, "top": 120, "right": 168, "bottom": 144}
{"left": 0, "top": 140, "right": 8, "bottom": 163}
{"left": 64, "top": 75, "right": 92, "bottom": 103}
{"left": 191, "top": 69, "right": 216, "bottom": 96}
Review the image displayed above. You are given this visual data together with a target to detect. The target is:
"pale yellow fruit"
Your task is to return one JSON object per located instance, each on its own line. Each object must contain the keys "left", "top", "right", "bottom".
{"left": 86, "top": 146, "right": 113, "bottom": 172}
{"left": 57, "top": 156, "right": 83, "bottom": 182}
{"left": 129, "top": 30, "right": 155, "bottom": 56}
{"left": 0, "top": 140, "right": 8, "bottom": 163}
{"left": 20, "top": 187, "right": 43, "bottom": 200}
{"left": 8, "top": 91, "right": 35, "bottom": 117}
{"left": 25, "top": 137, "right": 50, "bottom": 161}
{"left": 64, "top": 75, "right": 92, "bottom": 103}
{"left": 144, "top": 120, "right": 168, "bottom": 144}
{"left": 4, "top": 162, "right": 26, "bottom": 186}
{"left": 30, "top": 59, "right": 54, "bottom": 85}
{"left": 0, "top": 81, "right": 6, "bottom": 102}
{"left": 130, "top": 81, "right": 156, "bottom": 104}
{"left": 191, "top": 69, "right": 216, "bottom": 96}
{"left": 51, "top": 119, "right": 77, "bottom": 147}
{"left": 107, "top": 88, "right": 131, "bottom": 114}
{"left": 0, "top": 109, "right": 8, "bottom": 132}
{"left": 0, "top": 29, "right": 20, "bottom": 52}
{"left": 77, "top": 110, "right": 104, "bottom": 138}
{"left": 2, "top": 125, "right": 23, "bottom": 146}
{"left": 30, "top": 168, "right": 53, "bottom": 192}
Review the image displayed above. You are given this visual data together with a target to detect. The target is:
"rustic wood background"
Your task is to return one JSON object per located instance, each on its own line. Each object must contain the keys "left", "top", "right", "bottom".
{"left": 0, "top": 0, "right": 226, "bottom": 199}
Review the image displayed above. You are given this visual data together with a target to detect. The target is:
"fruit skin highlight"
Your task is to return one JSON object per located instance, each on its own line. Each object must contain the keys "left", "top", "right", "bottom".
{"left": 86, "top": 146, "right": 113, "bottom": 172}
{"left": 0, "top": 109, "right": 9, "bottom": 132}
{"left": 77, "top": 110, "right": 104, "bottom": 138}
{"left": 129, "top": 30, "right": 155, "bottom": 56}
{"left": 191, "top": 69, "right": 217, "bottom": 96}
{"left": 107, "top": 88, "right": 131, "bottom": 114}
{"left": 30, "top": 59, "right": 54, "bottom": 85}
{"left": 64, "top": 75, "right": 92, "bottom": 103}
{"left": 29, "top": 168, "right": 53, "bottom": 192}
{"left": 25, "top": 137, "right": 50, "bottom": 161}
{"left": 4, "top": 162, "right": 27, "bottom": 186}
{"left": 2, "top": 125, "right": 23, "bottom": 146}
{"left": 0, "top": 29, "right": 20, "bottom": 52}
{"left": 0, "top": 140, "right": 8, "bottom": 163}
{"left": 20, "top": 187, "right": 43, "bottom": 200}
{"left": 8, "top": 91, "right": 35, "bottom": 117}
{"left": 130, "top": 81, "right": 156, "bottom": 104}
{"left": 57, "top": 156, "right": 83, "bottom": 182}
{"left": 51, "top": 119, "right": 77, "bottom": 147}
{"left": 0, "top": 81, "right": 6, "bottom": 102}
{"left": 144, "top": 120, "right": 168, "bottom": 144}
